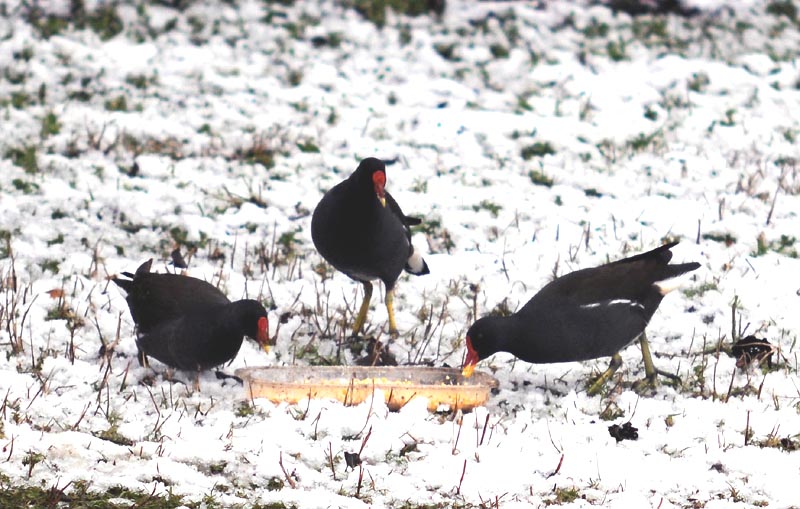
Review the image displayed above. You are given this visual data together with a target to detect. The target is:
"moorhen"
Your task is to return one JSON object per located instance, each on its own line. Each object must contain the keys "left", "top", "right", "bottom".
{"left": 461, "top": 242, "right": 700, "bottom": 394}
{"left": 311, "top": 158, "right": 429, "bottom": 336}
{"left": 113, "top": 260, "right": 270, "bottom": 384}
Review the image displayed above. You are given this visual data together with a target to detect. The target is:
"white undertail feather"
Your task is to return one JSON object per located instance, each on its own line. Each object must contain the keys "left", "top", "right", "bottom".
{"left": 405, "top": 249, "right": 430, "bottom": 275}
{"left": 654, "top": 273, "right": 692, "bottom": 295}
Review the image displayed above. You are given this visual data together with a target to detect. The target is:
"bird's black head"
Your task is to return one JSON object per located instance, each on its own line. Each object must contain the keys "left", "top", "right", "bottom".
{"left": 355, "top": 157, "right": 387, "bottom": 207}
{"left": 236, "top": 300, "right": 270, "bottom": 352}
{"left": 462, "top": 316, "right": 502, "bottom": 377}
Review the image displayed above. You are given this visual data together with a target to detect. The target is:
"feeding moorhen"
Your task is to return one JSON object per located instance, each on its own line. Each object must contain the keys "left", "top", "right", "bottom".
{"left": 311, "top": 158, "right": 429, "bottom": 336}
{"left": 113, "top": 260, "right": 270, "bottom": 385}
{"left": 462, "top": 242, "right": 700, "bottom": 394}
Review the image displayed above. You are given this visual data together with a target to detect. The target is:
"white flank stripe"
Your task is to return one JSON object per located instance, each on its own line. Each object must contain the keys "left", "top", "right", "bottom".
{"left": 580, "top": 299, "right": 645, "bottom": 310}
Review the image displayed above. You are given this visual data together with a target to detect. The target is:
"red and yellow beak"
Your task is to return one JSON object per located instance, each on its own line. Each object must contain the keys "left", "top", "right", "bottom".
{"left": 257, "top": 316, "right": 270, "bottom": 353}
{"left": 461, "top": 335, "right": 479, "bottom": 378}
{"left": 372, "top": 170, "right": 387, "bottom": 207}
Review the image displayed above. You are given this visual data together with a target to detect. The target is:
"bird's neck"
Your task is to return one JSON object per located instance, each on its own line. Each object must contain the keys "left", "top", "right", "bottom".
{"left": 217, "top": 300, "right": 259, "bottom": 336}
{"left": 345, "top": 177, "right": 381, "bottom": 208}
{"left": 481, "top": 315, "right": 524, "bottom": 355}
{"left": 346, "top": 189, "right": 384, "bottom": 233}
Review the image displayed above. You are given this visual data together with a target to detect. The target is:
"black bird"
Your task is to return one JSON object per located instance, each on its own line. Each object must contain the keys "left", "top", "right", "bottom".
{"left": 461, "top": 242, "right": 700, "bottom": 393}
{"left": 113, "top": 260, "right": 270, "bottom": 384}
{"left": 311, "top": 158, "right": 429, "bottom": 336}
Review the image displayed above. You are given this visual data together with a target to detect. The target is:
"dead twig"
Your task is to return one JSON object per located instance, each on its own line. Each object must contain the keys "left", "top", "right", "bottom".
{"left": 327, "top": 442, "right": 336, "bottom": 481}
{"left": 455, "top": 459, "right": 467, "bottom": 495}
{"left": 278, "top": 452, "right": 297, "bottom": 489}
{"left": 547, "top": 454, "right": 565, "bottom": 479}
{"left": 357, "top": 426, "right": 372, "bottom": 458}
{"left": 452, "top": 415, "right": 463, "bottom": 455}
{"left": 478, "top": 413, "right": 490, "bottom": 446}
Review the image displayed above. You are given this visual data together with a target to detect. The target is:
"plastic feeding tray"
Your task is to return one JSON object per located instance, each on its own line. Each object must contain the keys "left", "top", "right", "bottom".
{"left": 235, "top": 366, "right": 499, "bottom": 412}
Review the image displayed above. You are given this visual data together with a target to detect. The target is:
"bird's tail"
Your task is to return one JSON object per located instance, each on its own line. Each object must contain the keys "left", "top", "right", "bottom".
{"left": 405, "top": 249, "right": 430, "bottom": 276}
{"left": 663, "top": 262, "right": 701, "bottom": 279}
{"left": 655, "top": 262, "right": 701, "bottom": 294}
{"left": 111, "top": 259, "right": 153, "bottom": 293}
{"left": 111, "top": 272, "right": 135, "bottom": 293}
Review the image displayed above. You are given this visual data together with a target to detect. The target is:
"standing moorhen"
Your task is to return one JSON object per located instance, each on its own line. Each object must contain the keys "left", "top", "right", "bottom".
{"left": 113, "top": 260, "right": 270, "bottom": 386}
{"left": 311, "top": 158, "right": 429, "bottom": 337}
{"left": 461, "top": 242, "right": 700, "bottom": 394}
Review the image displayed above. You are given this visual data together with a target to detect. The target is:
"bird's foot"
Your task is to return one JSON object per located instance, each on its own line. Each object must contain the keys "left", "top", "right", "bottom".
{"left": 587, "top": 372, "right": 616, "bottom": 396}
{"left": 586, "top": 354, "right": 623, "bottom": 396}
{"left": 139, "top": 373, "right": 157, "bottom": 387}
{"left": 215, "top": 370, "right": 244, "bottom": 385}
{"left": 632, "top": 369, "right": 682, "bottom": 394}
{"left": 159, "top": 369, "right": 190, "bottom": 390}
{"left": 355, "top": 338, "right": 399, "bottom": 367}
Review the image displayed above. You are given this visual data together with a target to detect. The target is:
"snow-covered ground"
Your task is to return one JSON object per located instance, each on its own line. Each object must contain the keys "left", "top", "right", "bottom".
{"left": 1, "top": 0, "right": 799, "bottom": 507}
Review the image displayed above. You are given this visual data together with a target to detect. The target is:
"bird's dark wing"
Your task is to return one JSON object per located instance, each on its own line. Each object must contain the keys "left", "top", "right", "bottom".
{"left": 132, "top": 274, "right": 229, "bottom": 330}
{"left": 137, "top": 306, "right": 245, "bottom": 372}
{"left": 497, "top": 243, "right": 699, "bottom": 363}
{"left": 537, "top": 243, "right": 697, "bottom": 307}
{"left": 385, "top": 191, "right": 423, "bottom": 235}
{"left": 542, "top": 263, "right": 657, "bottom": 307}
{"left": 136, "top": 319, "right": 184, "bottom": 369}
{"left": 518, "top": 267, "right": 656, "bottom": 361}
{"left": 114, "top": 261, "right": 230, "bottom": 333}
{"left": 606, "top": 241, "right": 676, "bottom": 267}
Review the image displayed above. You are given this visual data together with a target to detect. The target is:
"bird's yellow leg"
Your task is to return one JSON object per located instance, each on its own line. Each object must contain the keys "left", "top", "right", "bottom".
{"left": 352, "top": 281, "right": 373, "bottom": 336}
{"left": 587, "top": 352, "right": 623, "bottom": 396}
{"left": 385, "top": 289, "right": 398, "bottom": 338}
{"left": 633, "top": 331, "right": 682, "bottom": 393}
{"left": 640, "top": 331, "right": 656, "bottom": 381}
